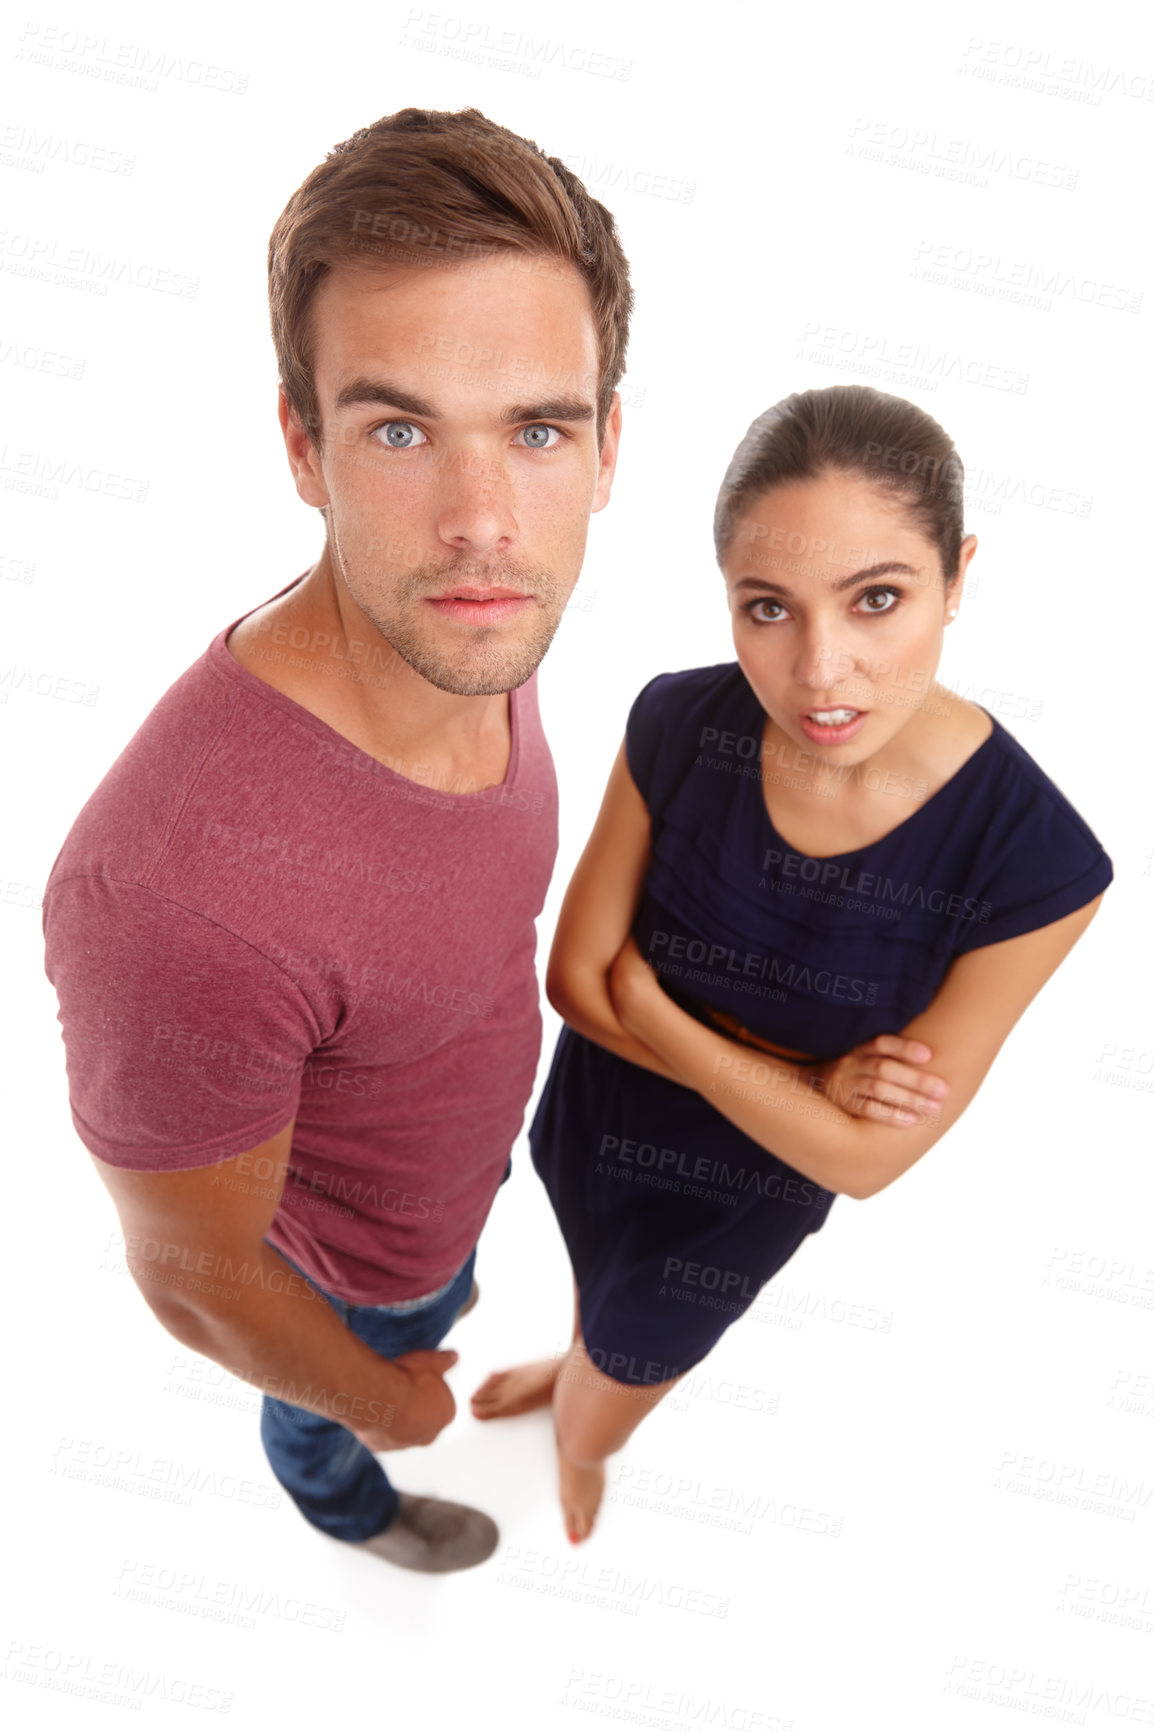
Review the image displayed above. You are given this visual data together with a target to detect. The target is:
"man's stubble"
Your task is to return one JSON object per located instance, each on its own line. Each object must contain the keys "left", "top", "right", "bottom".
{"left": 330, "top": 522, "right": 569, "bottom": 697}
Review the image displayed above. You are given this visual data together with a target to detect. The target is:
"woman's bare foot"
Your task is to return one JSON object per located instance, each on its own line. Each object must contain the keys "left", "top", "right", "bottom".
{"left": 558, "top": 1447, "right": 605, "bottom": 1544}
{"left": 470, "top": 1357, "right": 561, "bottom": 1420}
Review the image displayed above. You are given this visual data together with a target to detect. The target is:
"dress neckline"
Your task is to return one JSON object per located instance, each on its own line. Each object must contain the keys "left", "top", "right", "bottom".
{"left": 738, "top": 675, "right": 1000, "bottom": 863}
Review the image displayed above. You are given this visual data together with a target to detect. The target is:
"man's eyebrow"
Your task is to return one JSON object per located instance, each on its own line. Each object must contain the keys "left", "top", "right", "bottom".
{"left": 501, "top": 397, "right": 595, "bottom": 425}
{"left": 333, "top": 378, "right": 436, "bottom": 417}
{"left": 331, "top": 378, "right": 596, "bottom": 425}
{"left": 733, "top": 561, "right": 920, "bottom": 598}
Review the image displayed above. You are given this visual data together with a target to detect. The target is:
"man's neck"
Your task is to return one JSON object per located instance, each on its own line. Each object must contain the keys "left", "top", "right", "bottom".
{"left": 224, "top": 557, "right": 514, "bottom": 794}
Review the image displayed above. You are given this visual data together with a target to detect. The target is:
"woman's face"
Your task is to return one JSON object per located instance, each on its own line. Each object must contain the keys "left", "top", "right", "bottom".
{"left": 723, "top": 470, "right": 975, "bottom": 764}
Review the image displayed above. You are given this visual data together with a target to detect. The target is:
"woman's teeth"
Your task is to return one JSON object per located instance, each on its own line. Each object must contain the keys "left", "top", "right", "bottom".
{"left": 807, "top": 709, "right": 859, "bottom": 725}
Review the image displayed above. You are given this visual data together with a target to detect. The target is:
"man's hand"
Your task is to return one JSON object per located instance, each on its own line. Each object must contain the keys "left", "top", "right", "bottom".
{"left": 353, "top": 1348, "right": 459, "bottom": 1452}
{"left": 814, "top": 1035, "right": 949, "bottom": 1126}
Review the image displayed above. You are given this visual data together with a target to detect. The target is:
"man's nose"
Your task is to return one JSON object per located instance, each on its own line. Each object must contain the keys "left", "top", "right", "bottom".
{"left": 434, "top": 447, "right": 517, "bottom": 553}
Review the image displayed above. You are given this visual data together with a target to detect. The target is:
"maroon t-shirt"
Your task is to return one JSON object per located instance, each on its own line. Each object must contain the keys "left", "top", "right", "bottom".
{"left": 42, "top": 580, "right": 559, "bottom": 1303}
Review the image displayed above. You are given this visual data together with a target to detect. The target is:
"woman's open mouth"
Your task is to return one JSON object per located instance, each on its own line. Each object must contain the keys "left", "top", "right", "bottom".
{"left": 798, "top": 708, "right": 868, "bottom": 745}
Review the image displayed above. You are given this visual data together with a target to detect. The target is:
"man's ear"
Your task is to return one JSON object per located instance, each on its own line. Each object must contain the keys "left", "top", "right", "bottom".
{"left": 278, "top": 388, "right": 329, "bottom": 509}
{"left": 592, "top": 391, "right": 623, "bottom": 514}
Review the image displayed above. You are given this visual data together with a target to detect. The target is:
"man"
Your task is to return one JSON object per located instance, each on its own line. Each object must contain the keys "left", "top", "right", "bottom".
{"left": 42, "top": 106, "right": 630, "bottom": 1573}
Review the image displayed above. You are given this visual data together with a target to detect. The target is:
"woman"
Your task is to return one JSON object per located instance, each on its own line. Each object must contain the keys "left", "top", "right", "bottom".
{"left": 470, "top": 385, "right": 1113, "bottom": 1543}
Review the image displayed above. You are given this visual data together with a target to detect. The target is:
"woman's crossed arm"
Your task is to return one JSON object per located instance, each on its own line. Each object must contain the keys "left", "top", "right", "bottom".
{"left": 609, "top": 903, "right": 1104, "bottom": 1201}
{"left": 550, "top": 736, "right": 1105, "bottom": 1202}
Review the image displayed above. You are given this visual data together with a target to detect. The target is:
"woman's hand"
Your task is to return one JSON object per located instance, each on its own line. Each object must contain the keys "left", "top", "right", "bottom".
{"left": 814, "top": 1035, "right": 949, "bottom": 1127}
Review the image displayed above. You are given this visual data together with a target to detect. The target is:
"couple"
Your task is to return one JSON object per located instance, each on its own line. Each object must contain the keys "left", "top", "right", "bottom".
{"left": 43, "top": 107, "right": 1112, "bottom": 1572}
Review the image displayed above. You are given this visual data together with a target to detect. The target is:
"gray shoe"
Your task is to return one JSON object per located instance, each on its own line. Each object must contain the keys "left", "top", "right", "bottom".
{"left": 352, "top": 1493, "right": 498, "bottom": 1573}
{"left": 454, "top": 1278, "right": 480, "bottom": 1321}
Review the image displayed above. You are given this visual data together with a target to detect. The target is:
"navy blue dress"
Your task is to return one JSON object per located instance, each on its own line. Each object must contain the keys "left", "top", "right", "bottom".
{"left": 529, "top": 663, "right": 1113, "bottom": 1386}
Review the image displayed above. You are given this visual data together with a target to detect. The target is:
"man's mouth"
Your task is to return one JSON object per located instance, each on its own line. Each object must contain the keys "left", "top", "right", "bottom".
{"left": 424, "top": 586, "right": 533, "bottom": 624}
{"left": 431, "top": 585, "right": 529, "bottom": 601}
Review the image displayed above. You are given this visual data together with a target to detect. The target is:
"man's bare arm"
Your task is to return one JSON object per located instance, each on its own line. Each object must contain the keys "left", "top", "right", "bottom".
{"left": 91, "top": 1120, "right": 457, "bottom": 1452}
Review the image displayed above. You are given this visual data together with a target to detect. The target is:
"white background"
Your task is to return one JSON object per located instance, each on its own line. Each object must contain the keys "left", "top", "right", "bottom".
{"left": 3, "top": 1, "right": 1152, "bottom": 1727}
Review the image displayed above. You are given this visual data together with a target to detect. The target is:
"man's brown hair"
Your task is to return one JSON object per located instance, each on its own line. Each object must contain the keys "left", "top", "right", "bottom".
{"left": 268, "top": 106, "right": 633, "bottom": 448}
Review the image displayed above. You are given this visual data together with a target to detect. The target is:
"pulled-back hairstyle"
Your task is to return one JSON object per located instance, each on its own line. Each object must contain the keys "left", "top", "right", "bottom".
{"left": 714, "top": 385, "right": 966, "bottom": 581}
{"left": 268, "top": 105, "right": 633, "bottom": 448}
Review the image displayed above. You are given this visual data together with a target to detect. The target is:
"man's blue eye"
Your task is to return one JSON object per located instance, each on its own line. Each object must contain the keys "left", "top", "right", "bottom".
{"left": 521, "top": 425, "right": 558, "bottom": 449}
{"left": 378, "top": 422, "right": 423, "bottom": 448}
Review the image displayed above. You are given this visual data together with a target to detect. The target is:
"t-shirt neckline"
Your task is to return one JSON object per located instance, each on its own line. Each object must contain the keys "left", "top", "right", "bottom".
{"left": 737, "top": 672, "right": 1000, "bottom": 863}
{"left": 207, "top": 576, "right": 523, "bottom": 805}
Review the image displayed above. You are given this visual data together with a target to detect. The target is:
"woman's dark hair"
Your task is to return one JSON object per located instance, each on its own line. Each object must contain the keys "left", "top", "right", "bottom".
{"left": 714, "top": 384, "right": 965, "bottom": 582}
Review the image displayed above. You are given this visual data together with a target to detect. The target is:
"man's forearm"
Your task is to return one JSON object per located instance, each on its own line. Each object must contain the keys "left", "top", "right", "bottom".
{"left": 130, "top": 1238, "right": 409, "bottom": 1435}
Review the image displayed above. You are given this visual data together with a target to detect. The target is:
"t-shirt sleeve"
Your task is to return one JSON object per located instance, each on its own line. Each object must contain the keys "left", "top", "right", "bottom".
{"left": 43, "top": 875, "right": 319, "bottom": 1169}
{"left": 953, "top": 773, "right": 1113, "bottom": 955}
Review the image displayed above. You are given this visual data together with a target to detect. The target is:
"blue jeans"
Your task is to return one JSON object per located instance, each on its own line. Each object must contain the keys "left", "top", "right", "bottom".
{"left": 258, "top": 1243, "right": 478, "bottom": 1542}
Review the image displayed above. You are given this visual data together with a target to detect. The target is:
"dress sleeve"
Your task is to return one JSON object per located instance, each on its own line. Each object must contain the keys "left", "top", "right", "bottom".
{"left": 952, "top": 774, "right": 1113, "bottom": 955}
{"left": 43, "top": 875, "right": 320, "bottom": 1169}
{"left": 623, "top": 673, "right": 672, "bottom": 812}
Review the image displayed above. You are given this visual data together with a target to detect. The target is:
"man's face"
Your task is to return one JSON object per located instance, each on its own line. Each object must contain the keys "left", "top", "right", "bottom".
{"left": 281, "top": 254, "right": 620, "bottom": 696}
